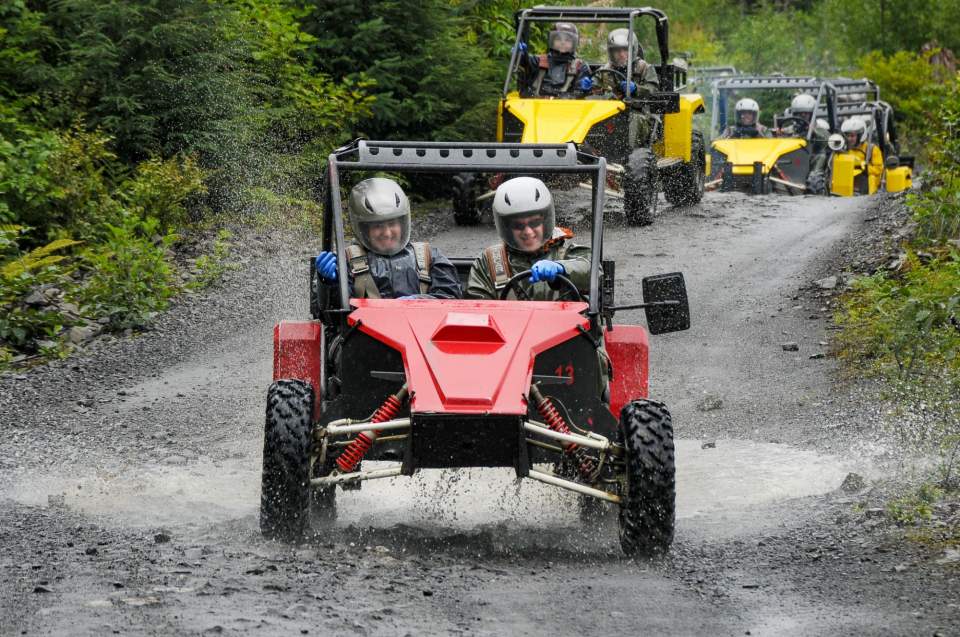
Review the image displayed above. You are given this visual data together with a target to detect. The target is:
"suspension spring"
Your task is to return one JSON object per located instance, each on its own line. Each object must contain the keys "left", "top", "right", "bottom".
{"left": 530, "top": 385, "right": 597, "bottom": 479}
{"left": 335, "top": 386, "right": 408, "bottom": 473}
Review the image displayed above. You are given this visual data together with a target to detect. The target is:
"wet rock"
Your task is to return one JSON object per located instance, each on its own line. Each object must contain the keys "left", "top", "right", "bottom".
{"left": 696, "top": 394, "right": 723, "bottom": 412}
{"left": 85, "top": 547, "right": 98, "bottom": 556}
{"left": 701, "top": 441, "right": 717, "bottom": 449}
{"left": 120, "top": 596, "right": 161, "bottom": 606}
{"left": 33, "top": 585, "right": 53, "bottom": 593}
{"left": 68, "top": 325, "right": 100, "bottom": 344}
{"left": 24, "top": 290, "right": 47, "bottom": 306}
{"left": 864, "top": 507, "right": 885, "bottom": 518}
{"left": 422, "top": 590, "right": 434, "bottom": 597}
{"left": 781, "top": 342, "right": 799, "bottom": 352}
{"left": 936, "top": 549, "right": 960, "bottom": 565}
{"left": 840, "top": 473, "right": 866, "bottom": 492}
{"left": 814, "top": 276, "right": 838, "bottom": 290}
{"left": 154, "top": 531, "right": 172, "bottom": 544}
{"left": 809, "top": 352, "right": 826, "bottom": 359}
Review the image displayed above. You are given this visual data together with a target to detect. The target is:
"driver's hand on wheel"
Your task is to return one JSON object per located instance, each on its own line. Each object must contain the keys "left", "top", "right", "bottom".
{"left": 529, "top": 260, "right": 565, "bottom": 283}
{"left": 578, "top": 77, "right": 593, "bottom": 91}
{"left": 315, "top": 251, "right": 338, "bottom": 283}
{"left": 619, "top": 80, "right": 638, "bottom": 94}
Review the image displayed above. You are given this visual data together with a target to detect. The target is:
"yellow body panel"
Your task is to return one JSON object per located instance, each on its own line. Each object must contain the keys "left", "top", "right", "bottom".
{"left": 704, "top": 153, "right": 711, "bottom": 176}
{"left": 502, "top": 92, "right": 625, "bottom": 144}
{"left": 496, "top": 99, "right": 504, "bottom": 142}
{"left": 830, "top": 154, "right": 856, "bottom": 197}
{"left": 886, "top": 166, "right": 913, "bottom": 192}
{"left": 831, "top": 145, "right": 886, "bottom": 196}
{"left": 658, "top": 94, "right": 704, "bottom": 162}
{"left": 712, "top": 138, "right": 807, "bottom": 175}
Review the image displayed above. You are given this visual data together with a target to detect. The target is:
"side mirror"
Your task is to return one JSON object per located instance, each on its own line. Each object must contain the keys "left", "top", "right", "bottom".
{"left": 885, "top": 155, "right": 900, "bottom": 169}
{"left": 827, "top": 134, "right": 845, "bottom": 152}
{"left": 642, "top": 272, "right": 690, "bottom": 335}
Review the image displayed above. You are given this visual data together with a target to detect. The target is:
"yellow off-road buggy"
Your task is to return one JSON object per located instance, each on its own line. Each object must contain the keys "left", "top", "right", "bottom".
{"left": 707, "top": 76, "right": 879, "bottom": 195}
{"left": 825, "top": 100, "right": 913, "bottom": 196}
{"left": 451, "top": 6, "right": 706, "bottom": 226}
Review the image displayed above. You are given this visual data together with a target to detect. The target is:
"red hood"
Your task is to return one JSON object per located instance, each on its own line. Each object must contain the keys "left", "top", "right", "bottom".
{"left": 349, "top": 298, "right": 589, "bottom": 414}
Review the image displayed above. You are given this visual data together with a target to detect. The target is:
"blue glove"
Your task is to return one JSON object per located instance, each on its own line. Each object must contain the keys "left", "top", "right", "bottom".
{"left": 529, "top": 260, "right": 565, "bottom": 283}
{"left": 579, "top": 76, "right": 593, "bottom": 91}
{"left": 619, "top": 80, "right": 638, "bottom": 94}
{"left": 315, "top": 251, "right": 337, "bottom": 283}
{"left": 512, "top": 41, "right": 527, "bottom": 55}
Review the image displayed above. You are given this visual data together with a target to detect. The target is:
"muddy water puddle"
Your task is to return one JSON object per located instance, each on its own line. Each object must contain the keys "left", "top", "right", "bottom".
{"left": 7, "top": 439, "right": 853, "bottom": 544}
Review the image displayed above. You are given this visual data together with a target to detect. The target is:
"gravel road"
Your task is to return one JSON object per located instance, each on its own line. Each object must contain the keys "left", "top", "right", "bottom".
{"left": 1, "top": 191, "right": 958, "bottom": 636}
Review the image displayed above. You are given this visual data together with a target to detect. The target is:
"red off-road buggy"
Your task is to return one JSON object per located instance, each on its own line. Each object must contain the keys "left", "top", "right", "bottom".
{"left": 261, "top": 140, "right": 690, "bottom": 556}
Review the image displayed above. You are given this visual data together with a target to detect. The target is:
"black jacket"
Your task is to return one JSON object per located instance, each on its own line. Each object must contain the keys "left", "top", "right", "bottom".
{"left": 345, "top": 243, "right": 462, "bottom": 299}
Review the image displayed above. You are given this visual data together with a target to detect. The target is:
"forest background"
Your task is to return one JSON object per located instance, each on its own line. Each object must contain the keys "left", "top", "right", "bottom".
{"left": 0, "top": 0, "right": 958, "bottom": 488}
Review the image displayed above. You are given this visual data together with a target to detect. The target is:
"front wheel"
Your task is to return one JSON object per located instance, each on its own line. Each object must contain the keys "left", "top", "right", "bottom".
{"left": 623, "top": 149, "right": 659, "bottom": 226}
{"left": 618, "top": 399, "right": 676, "bottom": 556}
{"left": 260, "top": 379, "right": 314, "bottom": 541}
{"left": 663, "top": 132, "right": 705, "bottom": 206}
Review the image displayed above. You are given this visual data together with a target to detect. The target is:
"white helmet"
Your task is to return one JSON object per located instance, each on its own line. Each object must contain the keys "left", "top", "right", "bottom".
{"left": 735, "top": 98, "right": 760, "bottom": 126}
{"left": 492, "top": 177, "right": 555, "bottom": 253}
{"left": 790, "top": 93, "right": 817, "bottom": 116}
{"left": 840, "top": 118, "right": 866, "bottom": 147}
{"left": 347, "top": 177, "right": 410, "bottom": 256}
{"left": 607, "top": 28, "right": 640, "bottom": 67}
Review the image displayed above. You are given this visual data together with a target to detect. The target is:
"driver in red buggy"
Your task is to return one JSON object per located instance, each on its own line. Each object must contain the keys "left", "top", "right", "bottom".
{"left": 465, "top": 176, "right": 591, "bottom": 301}
{"left": 516, "top": 22, "right": 591, "bottom": 98}
{"left": 466, "top": 176, "right": 609, "bottom": 396}
{"left": 314, "top": 178, "right": 461, "bottom": 299}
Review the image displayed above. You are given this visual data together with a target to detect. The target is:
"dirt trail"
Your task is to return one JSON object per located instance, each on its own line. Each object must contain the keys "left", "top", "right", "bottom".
{"left": 1, "top": 192, "right": 957, "bottom": 636}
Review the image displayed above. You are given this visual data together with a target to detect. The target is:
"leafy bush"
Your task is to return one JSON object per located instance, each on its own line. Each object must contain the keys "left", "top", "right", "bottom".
{"left": 120, "top": 155, "right": 206, "bottom": 233}
{"left": 0, "top": 226, "right": 80, "bottom": 353}
{"left": 837, "top": 251, "right": 960, "bottom": 373}
{"left": 857, "top": 50, "right": 947, "bottom": 149}
{"left": 908, "top": 79, "right": 960, "bottom": 245}
{"left": 71, "top": 215, "right": 177, "bottom": 331}
{"left": 186, "top": 229, "right": 236, "bottom": 291}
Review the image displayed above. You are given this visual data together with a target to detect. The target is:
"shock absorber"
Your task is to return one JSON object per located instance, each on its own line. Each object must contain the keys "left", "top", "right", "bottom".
{"left": 335, "top": 385, "right": 408, "bottom": 473}
{"left": 528, "top": 384, "right": 597, "bottom": 479}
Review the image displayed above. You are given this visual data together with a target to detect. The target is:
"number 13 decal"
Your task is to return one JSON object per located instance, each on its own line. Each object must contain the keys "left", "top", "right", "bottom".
{"left": 555, "top": 364, "right": 574, "bottom": 385}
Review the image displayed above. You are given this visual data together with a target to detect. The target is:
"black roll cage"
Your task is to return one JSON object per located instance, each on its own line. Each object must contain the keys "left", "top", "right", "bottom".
{"left": 320, "top": 140, "right": 608, "bottom": 331}
{"left": 503, "top": 6, "right": 675, "bottom": 98}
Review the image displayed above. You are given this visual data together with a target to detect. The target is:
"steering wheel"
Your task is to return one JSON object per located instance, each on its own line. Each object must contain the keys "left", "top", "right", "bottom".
{"left": 498, "top": 269, "right": 586, "bottom": 301}
{"left": 774, "top": 115, "right": 810, "bottom": 137}
{"left": 587, "top": 67, "right": 629, "bottom": 97}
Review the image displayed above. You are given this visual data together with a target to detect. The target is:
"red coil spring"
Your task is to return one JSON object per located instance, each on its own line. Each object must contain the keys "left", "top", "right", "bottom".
{"left": 536, "top": 396, "right": 573, "bottom": 447}
{"left": 536, "top": 395, "right": 596, "bottom": 478}
{"left": 335, "top": 394, "right": 404, "bottom": 473}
